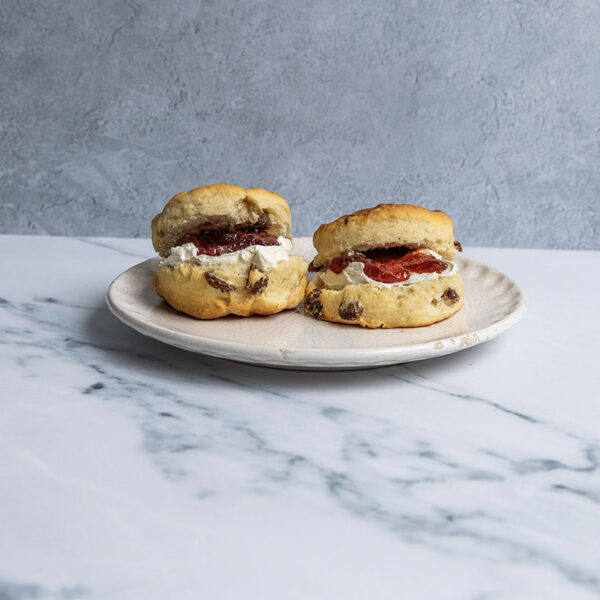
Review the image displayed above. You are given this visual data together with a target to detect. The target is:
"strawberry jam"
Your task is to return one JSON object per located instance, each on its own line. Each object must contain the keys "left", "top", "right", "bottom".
{"left": 328, "top": 253, "right": 410, "bottom": 283}
{"left": 328, "top": 248, "right": 448, "bottom": 284}
{"left": 174, "top": 230, "right": 279, "bottom": 256}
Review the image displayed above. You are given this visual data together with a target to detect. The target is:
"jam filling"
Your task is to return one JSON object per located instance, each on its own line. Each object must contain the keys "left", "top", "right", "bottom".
{"left": 174, "top": 230, "right": 279, "bottom": 257}
{"left": 328, "top": 248, "right": 448, "bottom": 284}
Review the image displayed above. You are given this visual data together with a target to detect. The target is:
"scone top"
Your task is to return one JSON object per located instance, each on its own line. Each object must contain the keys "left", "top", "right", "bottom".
{"left": 151, "top": 184, "right": 292, "bottom": 255}
{"left": 312, "top": 204, "right": 459, "bottom": 268}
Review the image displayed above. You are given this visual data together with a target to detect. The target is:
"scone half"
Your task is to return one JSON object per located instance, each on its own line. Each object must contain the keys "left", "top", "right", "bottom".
{"left": 305, "top": 204, "right": 464, "bottom": 328}
{"left": 305, "top": 272, "right": 464, "bottom": 328}
{"left": 312, "top": 203, "right": 460, "bottom": 268}
{"left": 152, "top": 184, "right": 307, "bottom": 319}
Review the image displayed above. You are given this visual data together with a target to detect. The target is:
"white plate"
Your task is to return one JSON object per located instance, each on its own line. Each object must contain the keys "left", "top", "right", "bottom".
{"left": 106, "top": 238, "right": 527, "bottom": 370}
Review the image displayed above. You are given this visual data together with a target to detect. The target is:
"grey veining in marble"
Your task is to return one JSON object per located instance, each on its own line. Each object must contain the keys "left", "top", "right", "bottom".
{"left": 1, "top": 1, "right": 600, "bottom": 249}
{"left": 1, "top": 234, "right": 600, "bottom": 599}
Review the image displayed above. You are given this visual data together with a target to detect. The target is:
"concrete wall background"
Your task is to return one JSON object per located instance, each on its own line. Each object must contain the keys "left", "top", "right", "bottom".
{"left": 1, "top": 0, "right": 599, "bottom": 249}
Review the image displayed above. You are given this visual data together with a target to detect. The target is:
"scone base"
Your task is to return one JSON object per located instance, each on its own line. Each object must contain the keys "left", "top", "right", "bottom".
{"left": 154, "top": 255, "right": 307, "bottom": 319}
{"left": 304, "top": 272, "right": 464, "bottom": 328}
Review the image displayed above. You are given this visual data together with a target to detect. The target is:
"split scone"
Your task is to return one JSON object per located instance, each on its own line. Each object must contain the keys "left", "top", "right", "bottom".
{"left": 304, "top": 204, "right": 464, "bottom": 328}
{"left": 152, "top": 184, "right": 308, "bottom": 319}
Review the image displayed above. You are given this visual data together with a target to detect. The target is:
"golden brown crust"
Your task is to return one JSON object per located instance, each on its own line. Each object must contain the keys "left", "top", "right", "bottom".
{"left": 303, "top": 271, "right": 464, "bottom": 328}
{"left": 312, "top": 204, "right": 458, "bottom": 267}
{"left": 154, "top": 255, "right": 307, "bottom": 319}
{"left": 151, "top": 184, "right": 292, "bottom": 255}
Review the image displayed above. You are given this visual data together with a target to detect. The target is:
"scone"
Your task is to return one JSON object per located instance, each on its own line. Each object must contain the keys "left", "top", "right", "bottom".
{"left": 304, "top": 204, "right": 464, "bottom": 328}
{"left": 152, "top": 184, "right": 308, "bottom": 319}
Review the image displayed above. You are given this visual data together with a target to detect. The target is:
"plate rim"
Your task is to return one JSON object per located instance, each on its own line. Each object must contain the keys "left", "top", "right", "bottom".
{"left": 106, "top": 246, "right": 528, "bottom": 370}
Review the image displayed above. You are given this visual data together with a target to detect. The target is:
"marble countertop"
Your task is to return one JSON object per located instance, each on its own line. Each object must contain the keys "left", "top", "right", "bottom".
{"left": 1, "top": 235, "right": 599, "bottom": 600}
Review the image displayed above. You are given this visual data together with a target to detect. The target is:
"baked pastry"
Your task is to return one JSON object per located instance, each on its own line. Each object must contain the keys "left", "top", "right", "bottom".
{"left": 304, "top": 204, "right": 464, "bottom": 328}
{"left": 152, "top": 184, "right": 308, "bottom": 319}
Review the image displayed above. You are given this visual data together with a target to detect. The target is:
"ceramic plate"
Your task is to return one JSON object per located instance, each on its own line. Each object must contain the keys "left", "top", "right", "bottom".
{"left": 106, "top": 238, "right": 527, "bottom": 370}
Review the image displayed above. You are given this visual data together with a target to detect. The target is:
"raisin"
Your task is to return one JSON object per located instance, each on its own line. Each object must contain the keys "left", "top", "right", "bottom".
{"left": 442, "top": 288, "right": 459, "bottom": 303}
{"left": 246, "top": 265, "right": 269, "bottom": 295}
{"left": 304, "top": 288, "right": 323, "bottom": 319}
{"left": 454, "top": 240, "right": 463, "bottom": 252}
{"left": 204, "top": 272, "right": 235, "bottom": 292}
{"left": 338, "top": 300, "right": 364, "bottom": 321}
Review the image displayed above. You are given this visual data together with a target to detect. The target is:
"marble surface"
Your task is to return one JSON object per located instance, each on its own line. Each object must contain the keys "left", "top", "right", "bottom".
{"left": 1, "top": 234, "right": 599, "bottom": 600}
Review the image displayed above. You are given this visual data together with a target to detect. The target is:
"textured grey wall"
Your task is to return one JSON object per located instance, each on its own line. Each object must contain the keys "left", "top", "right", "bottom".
{"left": 1, "top": 0, "right": 599, "bottom": 249}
